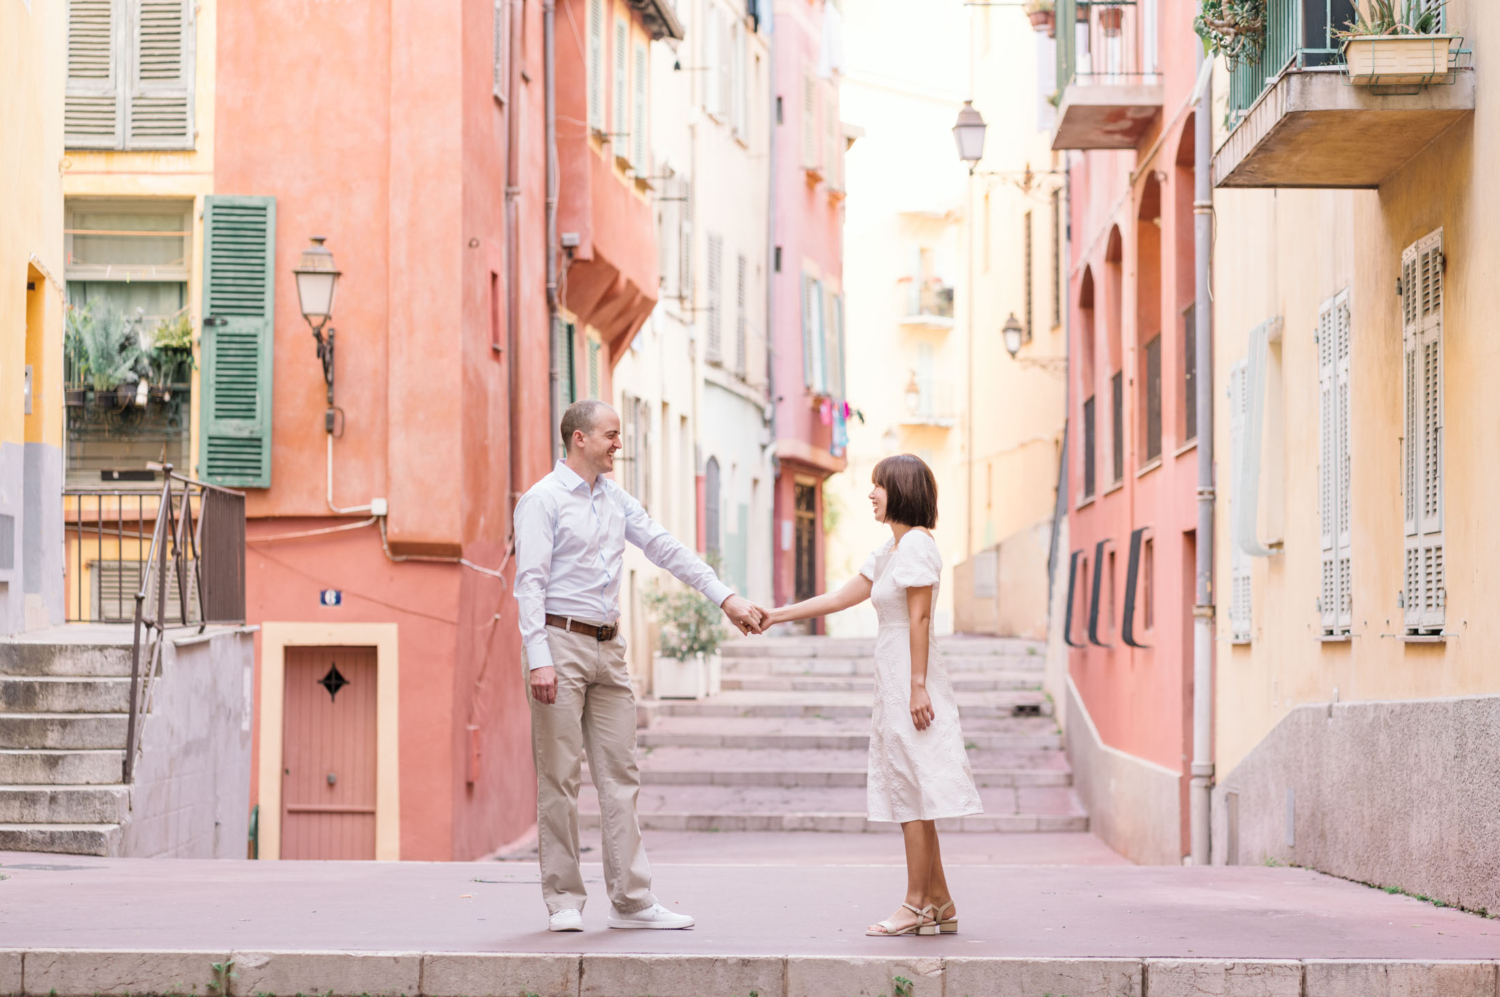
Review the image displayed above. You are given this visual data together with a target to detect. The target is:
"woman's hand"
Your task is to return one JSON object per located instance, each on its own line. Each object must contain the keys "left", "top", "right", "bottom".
{"left": 910, "top": 683, "right": 934, "bottom": 731}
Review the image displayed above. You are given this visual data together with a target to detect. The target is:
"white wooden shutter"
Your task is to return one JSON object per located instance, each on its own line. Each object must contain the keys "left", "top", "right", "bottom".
{"left": 66, "top": 0, "right": 124, "bottom": 149}
{"left": 679, "top": 178, "right": 694, "bottom": 300}
{"left": 493, "top": 0, "right": 508, "bottom": 101}
{"left": 704, "top": 5, "right": 722, "bottom": 116}
{"left": 1403, "top": 231, "right": 1445, "bottom": 633}
{"left": 613, "top": 18, "right": 629, "bottom": 155}
{"left": 802, "top": 72, "right": 818, "bottom": 170}
{"left": 128, "top": 0, "right": 194, "bottom": 149}
{"left": 735, "top": 253, "right": 748, "bottom": 377}
{"left": 731, "top": 19, "right": 746, "bottom": 136}
{"left": 587, "top": 0, "right": 604, "bottom": 131}
{"left": 719, "top": 16, "right": 734, "bottom": 124}
{"left": 706, "top": 234, "right": 723, "bottom": 363}
{"left": 1334, "top": 294, "right": 1353, "bottom": 631}
{"left": 632, "top": 41, "right": 648, "bottom": 170}
{"left": 1317, "top": 299, "right": 1337, "bottom": 631}
{"left": 1229, "top": 359, "right": 1252, "bottom": 642}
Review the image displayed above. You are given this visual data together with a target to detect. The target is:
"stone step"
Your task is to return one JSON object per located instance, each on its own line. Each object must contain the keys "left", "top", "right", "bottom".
{"left": 651, "top": 690, "right": 1052, "bottom": 720}
{"left": 0, "top": 676, "right": 131, "bottom": 713}
{"left": 0, "top": 822, "right": 120, "bottom": 856}
{"left": 0, "top": 749, "right": 125, "bottom": 784}
{"left": 637, "top": 716, "right": 1063, "bottom": 752}
{"left": 0, "top": 785, "right": 129, "bottom": 823}
{"left": 0, "top": 714, "right": 129, "bottom": 750}
{"left": 589, "top": 765, "right": 1071, "bottom": 789}
{"left": 579, "top": 784, "right": 1086, "bottom": 834}
{"left": 721, "top": 655, "right": 1046, "bottom": 676}
{"left": 722, "top": 636, "right": 1044, "bottom": 660}
{"left": 0, "top": 638, "right": 136, "bottom": 678}
{"left": 719, "top": 671, "right": 1042, "bottom": 692}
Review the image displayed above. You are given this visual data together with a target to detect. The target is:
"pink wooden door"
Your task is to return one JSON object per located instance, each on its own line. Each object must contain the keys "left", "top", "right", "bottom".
{"left": 281, "top": 646, "right": 378, "bottom": 860}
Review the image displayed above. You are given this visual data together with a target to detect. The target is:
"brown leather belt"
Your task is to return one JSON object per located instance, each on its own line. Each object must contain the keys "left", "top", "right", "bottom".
{"left": 546, "top": 614, "right": 619, "bottom": 642}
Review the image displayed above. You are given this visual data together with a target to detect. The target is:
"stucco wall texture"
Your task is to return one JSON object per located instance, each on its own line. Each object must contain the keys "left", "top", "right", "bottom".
{"left": 1212, "top": 695, "right": 1500, "bottom": 916}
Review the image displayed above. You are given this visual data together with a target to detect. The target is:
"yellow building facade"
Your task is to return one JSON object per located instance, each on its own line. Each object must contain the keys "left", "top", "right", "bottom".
{"left": 1, "top": 0, "right": 67, "bottom": 634}
{"left": 1208, "top": 0, "right": 1496, "bottom": 913}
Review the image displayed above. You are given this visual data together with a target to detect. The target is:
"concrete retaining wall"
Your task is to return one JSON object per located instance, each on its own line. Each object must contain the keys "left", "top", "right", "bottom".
{"left": 1, "top": 951, "right": 1496, "bottom": 997}
{"left": 1067, "top": 675, "right": 1184, "bottom": 865}
{"left": 119, "top": 628, "right": 254, "bottom": 858}
{"left": 1211, "top": 694, "right": 1500, "bottom": 915}
{"left": 954, "top": 518, "right": 1052, "bottom": 639}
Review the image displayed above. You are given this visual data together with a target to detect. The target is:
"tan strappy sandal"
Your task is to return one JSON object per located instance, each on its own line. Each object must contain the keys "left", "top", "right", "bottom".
{"left": 932, "top": 899, "right": 957, "bottom": 934}
{"left": 866, "top": 902, "right": 939, "bottom": 937}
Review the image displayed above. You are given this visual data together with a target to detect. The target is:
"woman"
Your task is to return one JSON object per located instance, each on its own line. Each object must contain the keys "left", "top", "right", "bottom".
{"left": 765, "top": 454, "right": 982, "bottom": 937}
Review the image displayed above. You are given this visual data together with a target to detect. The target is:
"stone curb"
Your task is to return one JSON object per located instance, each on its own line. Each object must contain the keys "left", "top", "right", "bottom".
{"left": 1, "top": 952, "right": 1496, "bottom": 997}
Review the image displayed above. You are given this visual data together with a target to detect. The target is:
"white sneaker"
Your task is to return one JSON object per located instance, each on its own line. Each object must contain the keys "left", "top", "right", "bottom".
{"left": 548, "top": 908, "right": 584, "bottom": 931}
{"left": 607, "top": 902, "right": 695, "bottom": 930}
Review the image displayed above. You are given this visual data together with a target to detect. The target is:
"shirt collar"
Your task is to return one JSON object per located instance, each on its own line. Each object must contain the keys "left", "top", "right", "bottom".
{"left": 553, "top": 459, "right": 600, "bottom": 495}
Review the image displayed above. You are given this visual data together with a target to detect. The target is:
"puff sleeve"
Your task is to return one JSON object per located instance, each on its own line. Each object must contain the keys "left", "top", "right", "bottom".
{"left": 890, "top": 531, "right": 941, "bottom": 589}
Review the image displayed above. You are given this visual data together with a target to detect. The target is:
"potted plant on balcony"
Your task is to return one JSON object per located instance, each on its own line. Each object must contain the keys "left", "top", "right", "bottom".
{"left": 1023, "top": 0, "right": 1055, "bottom": 36}
{"left": 644, "top": 576, "right": 726, "bottom": 700}
{"left": 1195, "top": 0, "right": 1267, "bottom": 67}
{"left": 65, "top": 304, "right": 142, "bottom": 407}
{"left": 1338, "top": 0, "right": 1454, "bottom": 87}
{"left": 144, "top": 311, "right": 196, "bottom": 398}
{"left": 1097, "top": 2, "right": 1123, "bottom": 36}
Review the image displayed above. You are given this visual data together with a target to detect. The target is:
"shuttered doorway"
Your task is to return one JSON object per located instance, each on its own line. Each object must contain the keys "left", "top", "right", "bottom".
{"left": 281, "top": 646, "right": 378, "bottom": 860}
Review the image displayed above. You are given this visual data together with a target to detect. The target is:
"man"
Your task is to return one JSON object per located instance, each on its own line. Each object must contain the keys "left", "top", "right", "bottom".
{"left": 514, "top": 399, "right": 767, "bottom": 931}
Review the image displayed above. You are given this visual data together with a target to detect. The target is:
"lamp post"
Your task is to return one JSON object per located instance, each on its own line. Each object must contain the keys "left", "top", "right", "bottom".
{"left": 292, "top": 236, "right": 342, "bottom": 416}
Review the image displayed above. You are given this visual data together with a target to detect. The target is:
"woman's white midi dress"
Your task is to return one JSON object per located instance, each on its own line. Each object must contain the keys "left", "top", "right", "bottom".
{"left": 860, "top": 530, "right": 983, "bottom": 823}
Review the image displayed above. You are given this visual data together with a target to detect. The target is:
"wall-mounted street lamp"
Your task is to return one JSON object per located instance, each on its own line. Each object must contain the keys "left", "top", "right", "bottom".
{"left": 904, "top": 370, "right": 922, "bottom": 415}
{"left": 292, "top": 236, "right": 342, "bottom": 414}
{"left": 952, "top": 100, "right": 987, "bottom": 174}
{"left": 1001, "top": 311, "right": 1067, "bottom": 375}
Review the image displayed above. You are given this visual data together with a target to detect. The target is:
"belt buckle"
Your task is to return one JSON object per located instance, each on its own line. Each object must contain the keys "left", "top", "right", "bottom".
{"left": 596, "top": 623, "right": 617, "bottom": 643}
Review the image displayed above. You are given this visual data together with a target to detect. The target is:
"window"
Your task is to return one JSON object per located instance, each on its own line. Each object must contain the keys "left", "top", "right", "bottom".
{"left": 490, "top": 271, "right": 504, "bottom": 355}
{"left": 802, "top": 72, "right": 819, "bottom": 171}
{"left": 65, "top": 0, "right": 196, "bottom": 151}
{"left": 1110, "top": 370, "right": 1124, "bottom": 483}
{"left": 1051, "top": 189, "right": 1062, "bottom": 328}
{"left": 705, "top": 456, "right": 722, "bottom": 559}
{"left": 1142, "top": 537, "right": 1154, "bottom": 630}
{"left": 1107, "top": 548, "right": 1117, "bottom": 630}
{"left": 706, "top": 234, "right": 723, "bottom": 363}
{"left": 801, "top": 274, "right": 826, "bottom": 391}
{"left": 1143, "top": 334, "right": 1162, "bottom": 462}
{"left": 1229, "top": 359, "right": 1253, "bottom": 642}
{"left": 587, "top": 0, "right": 604, "bottom": 131}
{"left": 824, "top": 86, "right": 840, "bottom": 189}
{"left": 1318, "top": 293, "right": 1352, "bottom": 637}
{"left": 1402, "top": 232, "right": 1444, "bottom": 635}
{"left": 64, "top": 198, "right": 197, "bottom": 486}
{"left": 728, "top": 18, "right": 743, "bottom": 135}
{"left": 1023, "top": 210, "right": 1034, "bottom": 342}
{"left": 587, "top": 337, "right": 600, "bottom": 398}
{"left": 829, "top": 293, "right": 845, "bottom": 399}
{"left": 735, "top": 253, "right": 748, "bottom": 378}
{"left": 560, "top": 322, "right": 577, "bottom": 407}
{"left": 618, "top": 395, "right": 652, "bottom": 508}
{"left": 1183, "top": 303, "right": 1197, "bottom": 442}
{"left": 679, "top": 179, "right": 694, "bottom": 301}
{"left": 613, "top": 17, "right": 629, "bottom": 158}
{"left": 1082, "top": 395, "right": 1096, "bottom": 499}
{"left": 705, "top": 4, "right": 723, "bottom": 117}
{"left": 493, "top": 0, "right": 508, "bottom": 103}
{"left": 632, "top": 41, "right": 648, "bottom": 170}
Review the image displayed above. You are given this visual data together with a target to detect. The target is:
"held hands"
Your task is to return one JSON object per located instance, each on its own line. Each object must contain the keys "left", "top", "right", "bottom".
{"left": 721, "top": 595, "right": 770, "bottom": 636}
{"left": 909, "top": 682, "right": 935, "bottom": 731}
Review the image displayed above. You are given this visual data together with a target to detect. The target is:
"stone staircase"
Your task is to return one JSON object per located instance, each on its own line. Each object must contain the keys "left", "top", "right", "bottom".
{"left": 0, "top": 631, "right": 135, "bottom": 855}
{"left": 581, "top": 634, "right": 1087, "bottom": 833}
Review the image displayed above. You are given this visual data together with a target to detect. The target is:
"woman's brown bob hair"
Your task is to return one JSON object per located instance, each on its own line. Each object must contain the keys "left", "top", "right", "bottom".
{"left": 872, "top": 454, "right": 938, "bottom": 529}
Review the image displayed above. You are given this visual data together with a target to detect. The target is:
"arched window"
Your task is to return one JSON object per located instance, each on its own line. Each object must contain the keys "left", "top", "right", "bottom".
{"left": 1104, "top": 226, "right": 1125, "bottom": 484}
{"left": 1137, "top": 176, "right": 1163, "bottom": 463}
{"left": 1078, "top": 267, "right": 1097, "bottom": 501}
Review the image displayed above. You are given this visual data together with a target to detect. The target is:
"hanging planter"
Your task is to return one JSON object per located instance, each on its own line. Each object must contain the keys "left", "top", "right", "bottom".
{"left": 1098, "top": 5, "right": 1123, "bottom": 36}
{"left": 1195, "top": 0, "right": 1268, "bottom": 68}
{"left": 1023, "top": 0, "right": 1055, "bottom": 34}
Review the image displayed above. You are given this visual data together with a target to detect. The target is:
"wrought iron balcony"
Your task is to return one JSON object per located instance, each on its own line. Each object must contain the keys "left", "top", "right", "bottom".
{"left": 1213, "top": 0, "right": 1473, "bottom": 188}
{"left": 1052, "top": 0, "right": 1164, "bottom": 151}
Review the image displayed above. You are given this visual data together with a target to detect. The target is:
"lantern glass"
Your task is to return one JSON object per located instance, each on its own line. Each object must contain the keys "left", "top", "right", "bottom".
{"left": 293, "top": 236, "right": 342, "bottom": 326}
{"left": 1003, "top": 313, "right": 1024, "bottom": 357}
{"left": 904, "top": 371, "right": 922, "bottom": 415}
{"left": 952, "top": 100, "right": 987, "bottom": 165}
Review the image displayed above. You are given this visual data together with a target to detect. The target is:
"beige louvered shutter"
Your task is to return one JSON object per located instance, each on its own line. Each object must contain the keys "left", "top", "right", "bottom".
{"left": 66, "top": 0, "right": 124, "bottom": 149}
{"left": 613, "top": 18, "right": 629, "bottom": 154}
{"left": 493, "top": 0, "right": 508, "bottom": 102}
{"left": 706, "top": 234, "right": 723, "bottom": 364}
{"left": 1229, "top": 359, "right": 1252, "bottom": 642}
{"left": 802, "top": 72, "right": 818, "bottom": 169}
{"left": 632, "top": 41, "right": 648, "bottom": 170}
{"left": 200, "top": 196, "right": 276, "bottom": 488}
{"left": 1334, "top": 293, "right": 1353, "bottom": 631}
{"left": 128, "top": 0, "right": 194, "bottom": 149}
{"left": 679, "top": 178, "right": 694, "bottom": 301}
{"left": 587, "top": 0, "right": 604, "bottom": 131}
{"left": 1317, "top": 300, "right": 1337, "bottom": 632}
{"left": 1402, "top": 232, "right": 1445, "bottom": 633}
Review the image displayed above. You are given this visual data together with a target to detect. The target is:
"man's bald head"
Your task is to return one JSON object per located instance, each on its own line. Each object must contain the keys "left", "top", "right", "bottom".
{"left": 561, "top": 399, "right": 616, "bottom": 453}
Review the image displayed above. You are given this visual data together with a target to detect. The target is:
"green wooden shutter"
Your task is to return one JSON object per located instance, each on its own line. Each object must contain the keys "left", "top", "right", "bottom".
{"left": 200, "top": 195, "right": 276, "bottom": 487}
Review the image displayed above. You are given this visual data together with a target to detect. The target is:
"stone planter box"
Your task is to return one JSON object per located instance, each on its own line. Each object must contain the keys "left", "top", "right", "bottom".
{"left": 653, "top": 651, "right": 721, "bottom": 700}
{"left": 1344, "top": 35, "right": 1457, "bottom": 87}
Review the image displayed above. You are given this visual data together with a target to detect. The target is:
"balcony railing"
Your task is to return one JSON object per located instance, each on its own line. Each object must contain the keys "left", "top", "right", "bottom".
{"left": 1053, "top": 0, "right": 1164, "bottom": 150}
{"left": 905, "top": 280, "right": 955, "bottom": 321}
{"left": 1226, "top": 0, "right": 1358, "bottom": 126}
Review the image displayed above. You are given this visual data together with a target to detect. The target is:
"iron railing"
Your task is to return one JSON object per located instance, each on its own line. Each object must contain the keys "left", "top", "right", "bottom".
{"left": 1226, "top": 0, "right": 1366, "bottom": 123}
{"left": 1056, "top": 0, "right": 1163, "bottom": 96}
{"left": 63, "top": 466, "right": 245, "bottom": 782}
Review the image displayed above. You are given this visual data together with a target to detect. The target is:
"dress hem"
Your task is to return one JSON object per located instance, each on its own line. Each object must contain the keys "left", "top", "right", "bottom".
{"left": 865, "top": 807, "right": 986, "bottom": 823}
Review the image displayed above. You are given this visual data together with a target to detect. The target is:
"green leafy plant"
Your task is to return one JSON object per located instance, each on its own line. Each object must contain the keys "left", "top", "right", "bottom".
{"left": 145, "top": 310, "right": 197, "bottom": 384}
{"left": 1195, "top": 0, "right": 1267, "bottom": 67}
{"left": 1023, "top": 0, "right": 1054, "bottom": 13}
{"left": 65, "top": 303, "right": 143, "bottom": 391}
{"left": 208, "top": 960, "right": 235, "bottom": 995}
{"left": 1336, "top": 0, "right": 1446, "bottom": 38}
{"left": 644, "top": 577, "right": 726, "bottom": 661}
{"left": 893, "top": 976, "right": 915, "bottom": 997}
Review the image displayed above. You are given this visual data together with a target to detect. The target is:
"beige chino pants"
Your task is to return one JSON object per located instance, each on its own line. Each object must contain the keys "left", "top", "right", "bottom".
{"left": 527, "top": 624, "right": 655, "bottom": 915}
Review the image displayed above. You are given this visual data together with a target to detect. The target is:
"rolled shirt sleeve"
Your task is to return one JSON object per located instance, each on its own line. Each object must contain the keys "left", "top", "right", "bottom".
{"left": 618, "top": 487, "right": 734, "bottom": 608}
{"left": 513, "top": 491, "right": 557, "bottom": 671}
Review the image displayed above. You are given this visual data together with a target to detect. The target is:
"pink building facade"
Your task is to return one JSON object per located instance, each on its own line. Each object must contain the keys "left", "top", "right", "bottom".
{"left": 1056, "top": 0, "right": 1206, "bottom": 864}
{"left": 770, "top": 0, "right": 848, "bottom": 620}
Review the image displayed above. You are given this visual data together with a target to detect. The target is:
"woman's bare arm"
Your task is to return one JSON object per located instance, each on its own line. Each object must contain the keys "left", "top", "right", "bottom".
{"left": 768, "top": 574, "right": 873, "bottom": 625}
{"left": 907, "top": 583, "right": 935, "bottom": 730}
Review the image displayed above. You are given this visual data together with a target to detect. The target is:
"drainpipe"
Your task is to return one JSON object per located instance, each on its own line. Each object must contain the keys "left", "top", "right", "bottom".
{"left": 506, "top": 0, "right": 523, "bottom": 503}
{"left": 1190, "top": 46, "right": 1215, "bottom": 866}
{"left": 544, "top": 0, "right": 561, "bottom": 460}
